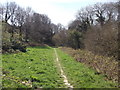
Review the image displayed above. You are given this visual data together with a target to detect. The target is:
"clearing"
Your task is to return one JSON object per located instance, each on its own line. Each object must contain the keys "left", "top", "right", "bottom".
{"left": 2, "top": 46, "right": 117, "bottom": 88}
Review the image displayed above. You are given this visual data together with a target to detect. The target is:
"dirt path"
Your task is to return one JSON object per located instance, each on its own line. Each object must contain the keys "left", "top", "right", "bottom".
{"left": 54, "top": 48, "right": 73, "bottom": 88}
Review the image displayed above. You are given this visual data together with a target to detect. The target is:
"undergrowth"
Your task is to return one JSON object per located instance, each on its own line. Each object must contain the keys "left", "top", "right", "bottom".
{"left": 60, "top": 47, "right": 118, "bottom": 83}
{"left": 57, "top": 48, "right": 117, "bottom": 88}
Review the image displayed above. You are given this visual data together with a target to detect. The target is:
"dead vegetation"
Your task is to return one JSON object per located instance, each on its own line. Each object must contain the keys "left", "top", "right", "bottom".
{"left": 60, "top": 47, "right": 118, "bottom": 83}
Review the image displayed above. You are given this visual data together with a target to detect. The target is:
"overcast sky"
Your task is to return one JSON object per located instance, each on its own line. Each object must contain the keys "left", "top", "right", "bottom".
{"left": 0, "top": 0, "right": 117, "bottom": 26}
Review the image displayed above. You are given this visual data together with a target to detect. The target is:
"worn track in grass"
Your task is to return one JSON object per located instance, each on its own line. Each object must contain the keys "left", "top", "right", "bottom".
{"left": 54, "top": 48, "right": 73, "bottom": 88}
{"left": 2, "top": 47, "right": 117, "bottom": 88}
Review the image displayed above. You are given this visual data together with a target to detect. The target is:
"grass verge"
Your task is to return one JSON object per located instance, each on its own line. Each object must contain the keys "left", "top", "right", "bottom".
{"left": 56, "top": 48, "right": 117, "bottom": 88}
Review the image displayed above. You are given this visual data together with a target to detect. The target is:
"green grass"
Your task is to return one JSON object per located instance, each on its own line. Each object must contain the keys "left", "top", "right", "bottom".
{"left": 2, "top": 46, "right": 65, "bottom": 88}
{"left": 2, "top": 46, "right": 117, "bottom": 88}
{"left": 56, "top": 48, "right": 117, "bottom": 88}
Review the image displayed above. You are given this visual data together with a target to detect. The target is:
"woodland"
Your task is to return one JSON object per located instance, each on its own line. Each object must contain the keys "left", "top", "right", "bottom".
{"left": 0, "top": 1, "right": 119, "bottom": 88}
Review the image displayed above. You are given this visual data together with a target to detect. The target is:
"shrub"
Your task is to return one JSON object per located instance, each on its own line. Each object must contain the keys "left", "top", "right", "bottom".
{"left": 2, "top": 22, "right": 27, "bottom": 53}
{"left": 84, "top": 22, "right": 118, "bottom": 58}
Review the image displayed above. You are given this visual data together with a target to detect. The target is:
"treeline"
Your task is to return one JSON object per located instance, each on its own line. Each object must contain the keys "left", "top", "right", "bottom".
{"left": 53, "top": 2, "right": 118, "bottom": 58}
{"left": 0, "top": 2, "right": 63, "bottom": 53}
{"left": 0, "top": 1, "right": 119, "bottom": 57}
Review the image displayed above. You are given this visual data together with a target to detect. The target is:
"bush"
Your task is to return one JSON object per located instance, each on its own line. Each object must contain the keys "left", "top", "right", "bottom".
{"left": 11, "top": 41, "right": 27, "bottom": 52}
{"left": 2, "top": 22, "right": 27, "bottom": 53}
{"left": 84, "top": 22, "right": 118, "bottom": 58}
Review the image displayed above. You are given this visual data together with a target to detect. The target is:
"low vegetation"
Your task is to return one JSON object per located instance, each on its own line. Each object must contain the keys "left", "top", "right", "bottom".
{"left": 2, "top": 22, "right": 27, "bottom": 53}
{"left": 60, "top": 47, "right": 118, "bottom": 83}
{"left": 56, "top": 48, "right": 117, "bottom": 88}
{"left": 2, "top": 46, "right": 118, "bottom": 88}
{"left": 1, "top": 1, "right": 119, "bottom": 88}
{"left": 2, "top": 46, "right": 65, "bottom": 88}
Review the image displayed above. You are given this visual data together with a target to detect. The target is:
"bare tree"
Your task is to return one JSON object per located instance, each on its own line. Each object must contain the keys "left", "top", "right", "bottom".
{"left": 3, "top": 2, "right": 17, "bottom": 23}
{"left": 50, "top": 23, "right": 59, "bottom": 34}
{"left": 52, "top": 30, "right": 68, "bottom": 46}
{"left": 93, "top": 3, "right": 106, "bottom": 26}
{"left": 15, "top": 6, "right": 26, "bottom": 41}
{"left": 68, "top": 20, "right": 81, "bottom": 30}
{"left": 104, "top": 2, "right": 118, "bottom": 23}
{"left": 9, "top": 14, "right": 17, "bottom": 42}
{"left": 28, "top": 13, "right": 53, "bottom": 44}
{"left": 76, "top": 6, "right": 94, "bottom": 32}
{"left": 24, "top": 7, "right": 33, "bottom": 42}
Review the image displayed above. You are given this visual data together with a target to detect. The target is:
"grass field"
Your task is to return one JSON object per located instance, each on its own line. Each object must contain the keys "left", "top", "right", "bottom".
{"left": 2, "top": 46, "right": 65, "bottom": 88}
{"left": 2, "top": 46, "right": 117, "bottom": 88}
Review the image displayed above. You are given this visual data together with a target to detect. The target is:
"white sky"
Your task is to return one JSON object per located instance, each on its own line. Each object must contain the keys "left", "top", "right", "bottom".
{"left": 0, "top": 0, "right": 117, "bottom": 27}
